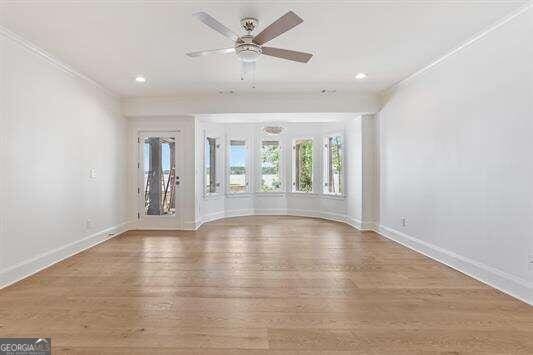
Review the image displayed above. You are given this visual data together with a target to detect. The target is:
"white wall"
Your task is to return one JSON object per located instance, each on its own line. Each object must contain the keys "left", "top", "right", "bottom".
{"left": 362, "top": 115, "right": 379, "bottom": 227}
{"left": 379, "top": 7, "right": 533, "bottom": 304}
{"left": 0, "top": 30, "right": 129, "bottom": 287}
{"left": 122, "top": 93, "right": 381, "bottom": 117}
{"left": 345, "top": 114, "right": 379, "bottom": 230}
{"left": 345, "top": 117, "right": 363, "bottom": 225}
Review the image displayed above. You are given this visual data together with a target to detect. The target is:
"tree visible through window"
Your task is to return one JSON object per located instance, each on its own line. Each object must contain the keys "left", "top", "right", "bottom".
{"left": 293, "top": 139, "right": 313, "bottom": 192}
{"left": 261, "top": 141, "right": 281, "bottom": 192}
{"left": 324, "top": 135, "right": 343, "bottom": 195}
{"left": 229, "top": 140, "right": 247, "bottom": 193}
{"left": 143, "top": 136, "right": 176, "bottom": 216}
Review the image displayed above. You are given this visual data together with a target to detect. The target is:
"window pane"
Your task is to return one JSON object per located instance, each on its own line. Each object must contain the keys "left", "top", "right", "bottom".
{"left": 261, "top": 140, "right": 281, "bottom": 192}
{"left": 143, "top": 137, "right": 176, "bottom": 216}
{"left": 205, "top": 137, "right": 217, "bottom": 194}
{"left": 294, "top": 139, "right": 313, "bottom": 192}
{"left": 229, "top": 140, "right": 247, "bottom": 193}
{"left": 324, "top": 135, "right": 343, "bottom": 195}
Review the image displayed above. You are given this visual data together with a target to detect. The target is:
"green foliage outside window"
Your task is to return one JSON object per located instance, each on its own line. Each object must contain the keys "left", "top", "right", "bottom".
{"left": 261, "top": 141, "right": 281, "bottom": 191}
{"left": 295, "top": 140, "right": 313, "bottom": 192}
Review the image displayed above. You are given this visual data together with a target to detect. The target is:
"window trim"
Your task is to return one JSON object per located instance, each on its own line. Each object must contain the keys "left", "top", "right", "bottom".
{"left": 226, "top": 137, "right": 250, "bottom": 195}
{"left": 291, "top": 137, "right": 314, "bottom": 193}
{"left": 258, "top": 138, "right": 283, "bottom": 193}
{"left": 322, "top": 132, "right": 345, "bottom": 197}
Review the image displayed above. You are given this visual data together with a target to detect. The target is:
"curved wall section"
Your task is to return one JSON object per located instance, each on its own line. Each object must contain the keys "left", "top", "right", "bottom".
{"left": 199, "top": 193, "right": 349, "bottom": 229}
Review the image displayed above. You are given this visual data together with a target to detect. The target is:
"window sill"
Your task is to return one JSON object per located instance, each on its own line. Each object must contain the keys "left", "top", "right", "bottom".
{"left": 204, "top": 193, "right": 223, "bottom": 200}
{"left": 255, "top": 192, "right": 286, "bottom": 197}
{"left": 320, "top": 193, "right": 346, "bottom": 200}
{"left": 225, "top": 193, "right": 253, "bottom": 198}
{"left": 288, "top": 192, "right": 319, "bottom": 197}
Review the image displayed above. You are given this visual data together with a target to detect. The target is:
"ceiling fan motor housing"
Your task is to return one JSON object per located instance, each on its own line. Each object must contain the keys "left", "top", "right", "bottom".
{"left": 240, "top": 17, "right": 259, "bottom": 33}
{"left": 236, "top": 35, "right": 262, "bottom": 62}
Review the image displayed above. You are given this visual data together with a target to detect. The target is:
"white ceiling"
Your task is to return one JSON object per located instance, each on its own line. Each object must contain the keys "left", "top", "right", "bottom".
{"left": 0, "top": 1, "right": 527, "bottom": 97}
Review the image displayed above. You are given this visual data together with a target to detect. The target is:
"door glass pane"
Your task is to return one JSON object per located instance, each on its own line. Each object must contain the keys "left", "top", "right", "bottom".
{"left": 229, "top": 140, "right": 247, "bottom": 193}
{"left": 143, "top": 137, "right": 176, "bottom": 216}
{"left": 261, "top": 140, "right": 282, "bottom": 192}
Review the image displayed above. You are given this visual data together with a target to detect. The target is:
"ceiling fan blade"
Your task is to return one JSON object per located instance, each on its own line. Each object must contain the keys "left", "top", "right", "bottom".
{"left": 262, "top": 47, "right": 313, "bottom": 63}
{"left": 186, "top": 48, "right": 236, "bottom": 57}
{"left": 253, "top": 11, "right": 303, "bottom": 45}
{"left": 193, "top": 12, "right": 241, "bottom": 43}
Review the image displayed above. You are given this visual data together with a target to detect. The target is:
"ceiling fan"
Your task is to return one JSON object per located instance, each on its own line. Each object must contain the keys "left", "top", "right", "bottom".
{"left": 186, "top": 11, "right": 313, "bottom": 80}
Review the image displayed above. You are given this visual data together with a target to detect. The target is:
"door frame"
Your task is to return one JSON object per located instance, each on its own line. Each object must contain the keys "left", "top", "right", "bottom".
{"left": 137, "top": 130, "right": 183, "bottom": 229}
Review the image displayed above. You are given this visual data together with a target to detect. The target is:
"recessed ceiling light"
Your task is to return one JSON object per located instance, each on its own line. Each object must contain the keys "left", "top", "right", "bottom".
{"left": 218, "top": 89, "right": 237, "bottom": 95}
{"left": 135, "top": 75, "right": 147, "bottom": 83}
{"left": 355, "top": 73, "right": 367, "bottom": 80}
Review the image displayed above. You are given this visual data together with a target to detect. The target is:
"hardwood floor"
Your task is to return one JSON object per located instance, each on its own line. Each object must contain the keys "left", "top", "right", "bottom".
{"left": 0, "top": 216, "right": 532, "bottom": 354}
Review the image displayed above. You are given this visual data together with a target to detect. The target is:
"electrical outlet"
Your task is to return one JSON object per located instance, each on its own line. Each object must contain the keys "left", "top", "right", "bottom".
{"left": 401, "top": 217, "right": 408, "bottom": 227}
{"left": 89, "top": 168, "right": 97, "bottom": 179}
{"left": 86, "top": 219, "right": 93, "bottom": 229}
{"left": 528, "top": 254, "right": 533, "bottom": 271}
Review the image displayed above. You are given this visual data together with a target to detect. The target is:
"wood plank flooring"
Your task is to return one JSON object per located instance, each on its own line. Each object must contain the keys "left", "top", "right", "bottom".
{"left": 0, "top": 216, "right": 532, "bottom": 354}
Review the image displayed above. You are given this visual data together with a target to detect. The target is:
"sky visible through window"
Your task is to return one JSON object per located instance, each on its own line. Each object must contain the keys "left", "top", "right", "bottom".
{"left": 144, "top": 142, "right": 171, "bottom": 172}
{"left": 230, "top": 145, "right": 246, "bottom": 168}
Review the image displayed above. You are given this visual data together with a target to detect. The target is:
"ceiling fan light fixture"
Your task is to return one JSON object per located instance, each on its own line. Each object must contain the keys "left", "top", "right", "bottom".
{"left": 235, "top": 41, "right": 262, "bottom": 63}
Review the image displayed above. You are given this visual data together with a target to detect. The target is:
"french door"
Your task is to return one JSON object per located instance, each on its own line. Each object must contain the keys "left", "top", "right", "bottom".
{"left": 137, "top": 131, "right": 182, "bottom": 229}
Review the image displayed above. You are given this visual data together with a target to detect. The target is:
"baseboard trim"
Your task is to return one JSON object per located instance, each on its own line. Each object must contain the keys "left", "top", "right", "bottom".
{"left": 346, "top": 217, "right": 362, "bottom": 229}
{"left": 183, "top": 220, "right": 199, "bottom": 230}
{"left": 196, "top": 209, "right": 359, "bottom": 230}
{"left": 377, "top": 224, "right": 533, "bottom": 306}
{"left": 0, "top": 221, "right": 130, "bottom": 289}
{"left": 225, "top": 209, "right": 256, "bottom": 218}
{"left": 201, "top": 211, "right": 226, "bottom": 224}
{"left": 345, "top": 217, "right": 377, "bottom": 231}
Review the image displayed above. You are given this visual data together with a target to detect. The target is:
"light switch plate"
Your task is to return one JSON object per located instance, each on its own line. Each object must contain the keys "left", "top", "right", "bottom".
{"left": 89, "top": 168, "right": 97, "bottom": 179}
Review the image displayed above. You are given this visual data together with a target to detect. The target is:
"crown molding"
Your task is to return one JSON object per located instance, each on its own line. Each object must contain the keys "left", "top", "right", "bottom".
{"left": 0, "top": 25, "right": 118, "bottom": 99}
{"left": 383, "top": 0, "right": 533, "bottom": 97}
